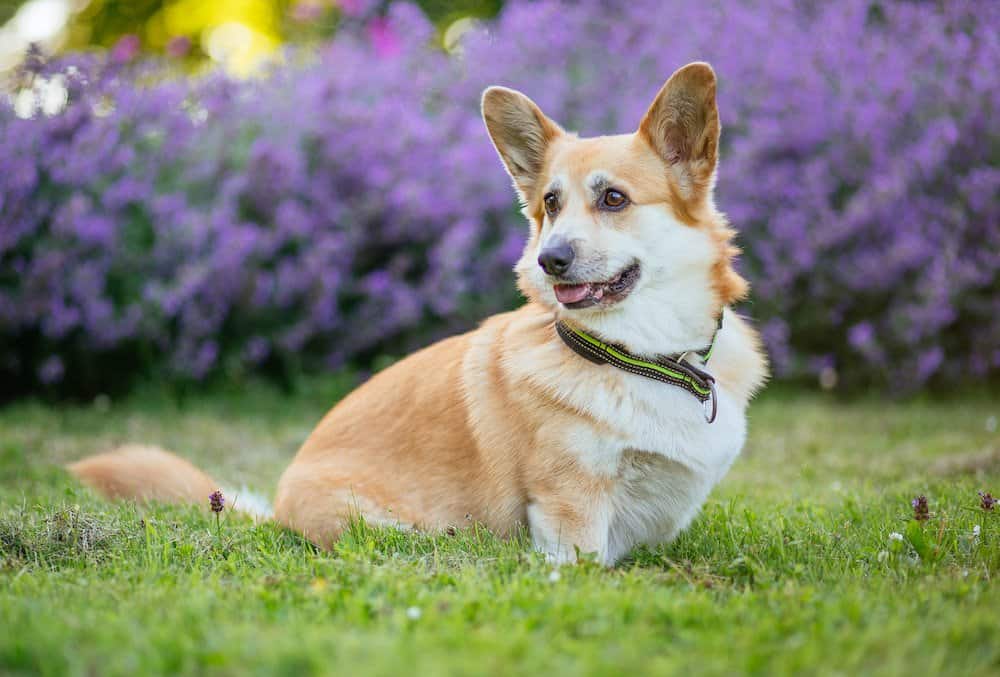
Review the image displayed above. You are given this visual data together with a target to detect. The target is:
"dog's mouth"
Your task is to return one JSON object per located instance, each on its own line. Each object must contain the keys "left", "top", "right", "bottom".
{"left": 553, "top": 263, "right": 641, "bottom": 310}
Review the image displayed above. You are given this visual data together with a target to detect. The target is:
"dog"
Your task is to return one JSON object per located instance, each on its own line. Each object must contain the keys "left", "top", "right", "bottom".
{"left": 69, "top": 62, "right": 767, "bottom": 565}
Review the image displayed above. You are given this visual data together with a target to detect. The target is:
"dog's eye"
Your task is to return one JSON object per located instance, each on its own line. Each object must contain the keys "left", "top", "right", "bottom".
{"left": 543, "top": 192, "right": 560, "bottom": 217}
{"left": 602, "top": 189, "right": 628, "bottom": 209}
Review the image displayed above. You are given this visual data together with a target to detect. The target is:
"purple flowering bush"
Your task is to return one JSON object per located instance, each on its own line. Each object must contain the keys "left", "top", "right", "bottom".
{"left": 1, "top": 0, "right": 998, "bottom": 398}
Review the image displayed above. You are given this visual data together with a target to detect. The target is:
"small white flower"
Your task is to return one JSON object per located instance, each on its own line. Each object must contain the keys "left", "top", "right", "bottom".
{"left": 889, "top": 532, "right": 904, "bottom": 542}
{"left": 972, "top": 524, "right": 981, "bottom": 538}
{"left": 877, "top": 550, "right": 889, "bottom": 563}
{"left": 406, "top": 606, "right": 421, "bottom": 620}
{"left": 986, "top": 415, "right": 997, "bottom": 433}
{"left": 548, "top": 570, "right": 561, "bottom": 583}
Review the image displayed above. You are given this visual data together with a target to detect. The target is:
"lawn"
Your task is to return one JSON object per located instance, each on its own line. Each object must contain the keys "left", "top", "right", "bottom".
{"left": 1, "top": 380, "right": 998, "bottom": 676}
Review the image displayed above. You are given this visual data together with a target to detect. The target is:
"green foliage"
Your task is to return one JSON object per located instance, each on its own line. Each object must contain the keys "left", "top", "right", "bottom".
{"left": 0, "top": 0, "right": 20, "bottom": 25}
{"left": 70, "top": 0, "right": 173, "bottom": 47}
{"left": 1, "top": 387, "right": 999, "bottom": 674}
{"left": 415, "top": 0, "right": 501, "bottom": 26}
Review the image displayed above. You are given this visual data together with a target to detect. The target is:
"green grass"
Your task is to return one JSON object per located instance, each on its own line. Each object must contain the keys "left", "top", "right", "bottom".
{"left": 1, "top": 380, "right": 999, "bottom": 676}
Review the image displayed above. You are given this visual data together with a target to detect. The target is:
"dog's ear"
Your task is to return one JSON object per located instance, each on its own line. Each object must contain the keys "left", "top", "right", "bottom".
{"left": 638, "top": 62, "right": 720, "bottom": 202}
{"left": 481, "top": 87, "right": 564, "bottom": 201}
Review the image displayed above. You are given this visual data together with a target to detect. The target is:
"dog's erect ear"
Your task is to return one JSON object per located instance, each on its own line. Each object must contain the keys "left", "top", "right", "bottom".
{"left": 481, "top": 87, "right": 564, "bottom": 201}
{"left": 638, "top": 62, "right": 720, "bottom": 202}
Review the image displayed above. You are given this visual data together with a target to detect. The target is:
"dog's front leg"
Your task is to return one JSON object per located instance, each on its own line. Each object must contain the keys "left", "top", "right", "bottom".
{"left": 526, "top": 487, "right": 615, "bottom": 566}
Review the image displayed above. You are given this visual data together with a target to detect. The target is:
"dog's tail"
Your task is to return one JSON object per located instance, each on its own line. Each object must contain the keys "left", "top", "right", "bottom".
{"left": 67, "top": 445, "right": 272, "bottom": 520}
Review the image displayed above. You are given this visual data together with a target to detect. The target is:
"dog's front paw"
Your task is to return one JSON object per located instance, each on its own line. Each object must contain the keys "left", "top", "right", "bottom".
{"left": 539, "top": 545, "right": 578, "bottom": 566}
{"left": 538, "top": 544, "right": 619, "bottom": 567}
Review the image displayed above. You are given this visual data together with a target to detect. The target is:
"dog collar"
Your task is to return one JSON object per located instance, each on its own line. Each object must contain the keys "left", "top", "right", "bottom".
{"left": 555, "top": 317, "right": 722, "bottom": 423}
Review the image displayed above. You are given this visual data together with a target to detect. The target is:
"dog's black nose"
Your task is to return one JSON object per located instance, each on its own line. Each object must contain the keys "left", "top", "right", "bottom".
{"left": 538, "top": 242, "right": 575, "bottom": 276}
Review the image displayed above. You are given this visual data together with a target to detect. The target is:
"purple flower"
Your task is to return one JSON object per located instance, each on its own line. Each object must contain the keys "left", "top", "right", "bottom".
{"left": 291, "top": 3, "right": 324, "bottom": 22}
{"left": 110, "top": 35, "right": 141, "bottom": 64}
{"left": 912, "top": 495, "right": 930, "bottom": 522}
{"left": 338, "top": 0, "right": 380, "bottom": 18}
{"left": 367, "top": 17, "right": 402, "bottom": 58}
{"left": 980, "top": 491, "right": 996, "bottom": 512}
{"left": 38, "top": 356, "right": 64, "bottom": 385}
{"left": 1, "top": 0, "right": 998, "bottom": 399}
{"left": 848, "top": 322, "right": 875, "bottom": 349}
{"left": 165, "top": 36, "right": 192, "bottom": 59}
{"left": 209, "top": 490, "right": 225, "bottom": 513}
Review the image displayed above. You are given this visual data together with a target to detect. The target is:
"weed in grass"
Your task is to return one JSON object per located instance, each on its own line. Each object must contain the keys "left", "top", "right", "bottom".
{"left": 911, "top": 495, "right": 930, "bottom": 522}
{"left": 979, "top": 491, "right": 996, "bottom": 512}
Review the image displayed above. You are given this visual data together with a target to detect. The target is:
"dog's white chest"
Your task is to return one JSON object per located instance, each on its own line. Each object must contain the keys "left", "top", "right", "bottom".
{"left": 567, "top": 372, "right": 746, "bottom": 474}
{"left": 565, "top": 375, "right": 747, "bottom": 559}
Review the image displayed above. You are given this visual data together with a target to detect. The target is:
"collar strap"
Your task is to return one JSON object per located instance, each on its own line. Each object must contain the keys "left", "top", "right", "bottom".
{"left": 555, "top": 317, "right": 722, "bottom": 423}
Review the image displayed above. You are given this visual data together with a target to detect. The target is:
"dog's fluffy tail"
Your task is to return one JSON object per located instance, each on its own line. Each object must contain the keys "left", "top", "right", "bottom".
{"left": 67, "top": 445, "right": 272, "bottom": 520}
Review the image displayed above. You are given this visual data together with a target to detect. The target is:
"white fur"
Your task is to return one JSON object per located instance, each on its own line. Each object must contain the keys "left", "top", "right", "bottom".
{"left": 224, "top": 486, "right": 274, "bottom": 521}
{"left": 528, "top": 500, "right": 612, "bottom": 565}
{"left": 508, "top": 312, "right": 747, "bottom": 565}
{"left": 518, "top": 196, "right": 720, "bottom": 358}
{"left": 509, "top": 164, "right": 748, "bottom": 565}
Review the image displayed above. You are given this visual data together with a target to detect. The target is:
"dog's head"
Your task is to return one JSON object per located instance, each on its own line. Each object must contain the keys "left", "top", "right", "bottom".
{"left": 482, "top": 62, "right": 747, "bottom": 355}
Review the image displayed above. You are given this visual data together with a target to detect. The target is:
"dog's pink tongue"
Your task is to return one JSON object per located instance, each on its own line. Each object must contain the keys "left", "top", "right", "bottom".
{"left": 554, "top": 284, "right": 591, "bottom": 304}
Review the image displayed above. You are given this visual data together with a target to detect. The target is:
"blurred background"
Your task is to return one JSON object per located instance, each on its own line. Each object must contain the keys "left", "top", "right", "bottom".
{"left": 0, "top": 0, "right": 501, "bottom": 74}
{"left": 0, "top": 0, "right": 997, "bottom": 402}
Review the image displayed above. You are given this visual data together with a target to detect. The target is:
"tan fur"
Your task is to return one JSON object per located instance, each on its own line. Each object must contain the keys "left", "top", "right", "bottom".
{"left": 482, "top": 86, "right": 565, "bottom": 201}
{"left": 639, "top": 61, "right": 720, "bottom": 204}
{"left": 67, "top": 63, "right": 768, "bottom": 563}
{"left": 710, "top": 312, "right": 769, "bottom": 403}
{"left": 501, "top": 67, "right": 747, "bottom": 313}
{"left": 510, "top": 130, "right": 747, "bottom": 309}
{"left": 68, "top": 445, "right": 219, "bottom": 504}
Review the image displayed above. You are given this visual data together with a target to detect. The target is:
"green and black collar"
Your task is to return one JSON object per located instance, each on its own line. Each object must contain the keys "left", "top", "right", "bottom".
{"left": 555, "top": 316, "right": 722, "bottom": 423}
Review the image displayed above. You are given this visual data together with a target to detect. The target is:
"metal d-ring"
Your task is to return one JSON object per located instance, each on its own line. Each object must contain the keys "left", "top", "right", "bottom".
{"left": 704, "top": 378, "right": 718, "bottom": 424}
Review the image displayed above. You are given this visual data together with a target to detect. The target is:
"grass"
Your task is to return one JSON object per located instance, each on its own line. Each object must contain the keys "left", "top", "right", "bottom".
{"left": 1, "top": 379, "right": 999, "bottom": 676}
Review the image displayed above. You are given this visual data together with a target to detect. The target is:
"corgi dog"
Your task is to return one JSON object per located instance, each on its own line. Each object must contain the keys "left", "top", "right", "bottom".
{"left": 70, "top": 62, "right": 767, "bottom": 566}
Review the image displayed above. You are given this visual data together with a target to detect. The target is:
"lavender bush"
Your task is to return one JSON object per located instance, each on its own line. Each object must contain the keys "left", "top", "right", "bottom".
{"left": 1, "top": 0, "right": 997, "bottom": 399}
